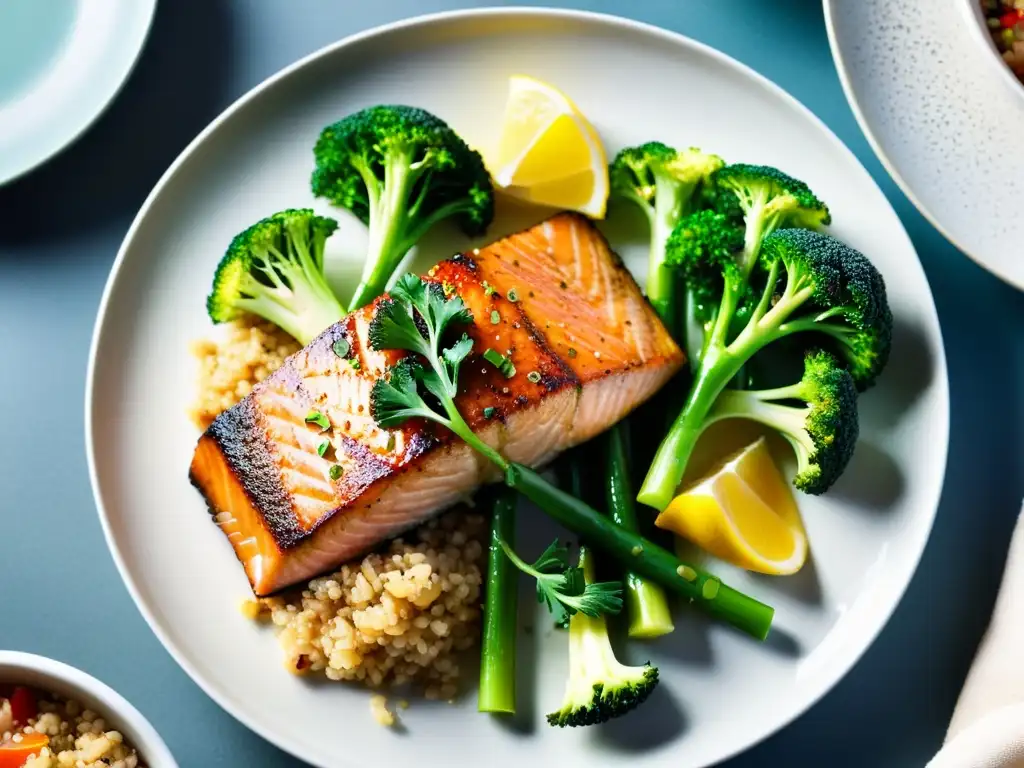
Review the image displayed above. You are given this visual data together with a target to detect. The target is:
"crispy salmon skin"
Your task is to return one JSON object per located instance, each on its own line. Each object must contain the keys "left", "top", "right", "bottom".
{"left": 189, "top": 213, "right": 685, "bottom": 596}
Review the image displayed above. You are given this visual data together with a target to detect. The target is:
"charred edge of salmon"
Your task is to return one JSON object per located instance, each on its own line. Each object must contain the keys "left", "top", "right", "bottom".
{"left": 192, "top": 397, "right": 305, "bottom": 549}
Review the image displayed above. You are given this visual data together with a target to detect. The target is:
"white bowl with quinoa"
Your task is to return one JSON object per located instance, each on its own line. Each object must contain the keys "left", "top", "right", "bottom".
{"left": 0, "top": 652, "right": 178, "bottom": 768}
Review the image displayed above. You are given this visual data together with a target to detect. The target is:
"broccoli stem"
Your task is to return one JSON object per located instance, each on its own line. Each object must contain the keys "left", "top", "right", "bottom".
{"left": 637, "top": 345, "right": 742, "bottom": 511}
{"left": 605, "top": 424, "right": 674, "bottom": 639}
{"left": 639, "top": 259, "right": 822, "bottom": 509}
{"left": 479, "top": 488, "right": 519, "bottom": 715}
{"left": 647, "top": 212, "right": 677, "bottom": 324}
{"left": 506, "top": 463, "right": 774, "bottom": 641}
{"left": 349, "top": 152, "right": 418, "bottom": 311}
{"left": 708, "top": 390, "right": 815, "bottom": 477}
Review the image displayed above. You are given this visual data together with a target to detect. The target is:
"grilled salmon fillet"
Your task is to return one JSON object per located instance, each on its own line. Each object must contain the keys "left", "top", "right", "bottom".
{"left": 190, "top": 213, "right": 685, "bottom": 596}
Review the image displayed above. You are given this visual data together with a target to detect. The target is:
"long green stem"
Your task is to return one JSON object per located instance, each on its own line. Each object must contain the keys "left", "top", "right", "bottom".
{"left": 646, "top": 216, "right": 676, "bottom": 324}
{"left": 506, "top": 463, "right": 773, "bottom": 640}
{"left": 446, "top": 404, "right": 508, "bottom": 471}
{"left": 348, "top": 155, "right": 417, "bottom": 311}
{"left": 605, "top": 424, "right": 674, "bottom": 639}
{"left": 637, "top": 346, "right": 742, "bottom": 511}
{"left": 479, "top": 488, "right": 519, "bottom": 714}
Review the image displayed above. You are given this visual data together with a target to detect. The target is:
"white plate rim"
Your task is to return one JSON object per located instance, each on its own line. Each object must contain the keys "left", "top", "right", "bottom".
{"left": 0, "top": 0, "right": 157, "bottom": 186}
{"left": 84, "top": 7, "right": 950, "bottom": 766}
{"left": 822, "top": 0, "right": 1024, "bottom": 292}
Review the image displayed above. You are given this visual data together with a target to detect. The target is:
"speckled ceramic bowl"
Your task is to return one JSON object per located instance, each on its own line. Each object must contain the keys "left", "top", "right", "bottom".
{"left": 959, "top": 0, "right": 1024, "bottom": 102}
{"left": 826, "top": 0, "right": 1024, "bottom": 290}
{"left": 0, "top": 651, "right": 178, "bottom": 767}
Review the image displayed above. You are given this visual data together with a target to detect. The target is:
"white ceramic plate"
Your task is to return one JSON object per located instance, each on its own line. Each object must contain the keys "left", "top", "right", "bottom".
{"left": 86, "top": 9, "right": 949, "bottom": 768}
{"left": 825, "top": 0, "right": 1024, "bottom": 290}
{"left": 0, "top": 0, "right": 155, "bottom": 185}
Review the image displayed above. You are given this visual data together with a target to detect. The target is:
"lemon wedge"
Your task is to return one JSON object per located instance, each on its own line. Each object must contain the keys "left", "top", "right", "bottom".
{"left": 655, "top": 437, "right": 808, "bottom": 576}
{"left": 487, "top": 75, "right": 609, "bottom": 218}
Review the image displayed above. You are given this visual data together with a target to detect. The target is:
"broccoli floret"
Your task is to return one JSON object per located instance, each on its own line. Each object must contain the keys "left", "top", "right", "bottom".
{"left": 546, "top": 548, "right": 659, "bottom": 728}
{"left": 312, "top": 105, "right": 494, "bottom": 311}
{"left": 713, "top": 163, "right": 831, "bottom": 272}
{"left": 758, "top": 228, "right": 893, "bottom": 389}
{"left": 666, "top": 209, "right": 744, "bottom": 317}
{"left": 609, "top": 142, "right": 723, "bottom": 324}
{"left": 639, "top": 222, "right": 891, "bottom": 510}
{"left": 666, "top": 209, "right": 743, "bottom": 366}
{"left": 707, "top": 350, "right": 859, "bottom": 494}
{"left": 207, "top": 209, "right": 344, "bottom": 345}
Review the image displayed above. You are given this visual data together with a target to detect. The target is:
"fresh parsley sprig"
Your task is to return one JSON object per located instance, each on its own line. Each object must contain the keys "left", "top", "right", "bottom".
{"left": 368, "top": 273, "right": 507, "bottom": 470}
{"left": 498, "top": 538, "right": 623, "bottom": 625}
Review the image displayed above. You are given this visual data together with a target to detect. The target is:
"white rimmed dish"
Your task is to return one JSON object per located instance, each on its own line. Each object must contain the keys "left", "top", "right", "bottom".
{"left": 825, "top": 0, "right": 1024, "bottom": 291}
{"left": 0, "top": 0, "right": 156, "bottom": 186}
{"left": 0, "top": 651, "right": 178, "bottom": 766}
{"left": 85, "top": 9, "right": 949, "bottom": 768}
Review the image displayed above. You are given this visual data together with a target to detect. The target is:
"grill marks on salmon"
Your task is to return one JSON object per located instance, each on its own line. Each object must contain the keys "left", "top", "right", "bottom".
{"left": 189, "top": 213, "right": 685, "bottom": 595}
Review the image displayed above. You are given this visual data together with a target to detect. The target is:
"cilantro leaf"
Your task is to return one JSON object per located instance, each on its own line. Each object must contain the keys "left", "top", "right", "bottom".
{"left": 367, "top": 297, "right": 430, "bottom": 358}
{"left": 497, "top": 537, "right": 624, "bottom": 622}
{"left": 367, "top": 274, "right": 508, "bottom": 472}
{"left": 441, "top": 333, "right": 473, "bottom": 395}
{"left": 369, "top": 360, "right": 435, "bottom": 427}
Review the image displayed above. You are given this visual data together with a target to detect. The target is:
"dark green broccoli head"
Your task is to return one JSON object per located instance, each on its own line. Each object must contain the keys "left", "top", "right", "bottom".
{"left": 311, "top": 105, "right": 494, "bottom": 236}
{"left": 700, "top": 176, "right": 746, "bottom": 225}
{"left": 714, "top": 163, "right": 831, "bottom": 231}
{"left": 207, "top": 209, "right": 343, "bottom": 344}
{"left": 791, "top": 349, "right": 860, "bottom": 494}
{"left": 760, "top": 228, "right": 893, "bottom": 389}
{"left": 707, "top": 348, "right": 860, "bottom": 495}
{"left": 666, "top": 209, "right": 743, "bottom": 313}
{"left": 609, "top": 142, "right": 723, "bottom": 212}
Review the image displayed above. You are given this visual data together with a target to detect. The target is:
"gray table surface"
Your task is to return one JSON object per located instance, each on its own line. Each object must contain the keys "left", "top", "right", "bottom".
{"left": 2, "top": 1, "right": 1023, "bottom": 765}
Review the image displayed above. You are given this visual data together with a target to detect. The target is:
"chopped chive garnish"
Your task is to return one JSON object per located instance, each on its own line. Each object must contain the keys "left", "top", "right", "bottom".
{"left": 490, "top": 310, "right": 500, "bottom": 325}
{"left": 630, "top": 544, "right": 643, "bottom": 556}
{"left": 317, "top": 440, "right": 330, "bottom": 457}
{"left": 483, "top": 348, "right": 516, "bottom": 377}
{"left": 329, "top": 464, "right": 343, "bottom": 481}
{"left": 386, "top": 433, "right": 396, "bottom": 451}
{"left": 305, "top": 410, "right": 330, "bottom": 431}
{"left": 483, "top": 406, "right": 496, "bottom": 419}
{"left": 332, "top": 338, "right": 350, "bottom": 358}
{"left": 567, "top": 347, "right": 577, "bottom": 359}
{"left": 526, "top": 371, "right": 541, "bottom": 384}
{"left": 349, "top": 359, "right": 361, "bottom": 370}
{"left": 507, "top": 288, "right": 519, "bottom": 302}
{"left": 482, "top": 281, "right": 495, "bottom": 297}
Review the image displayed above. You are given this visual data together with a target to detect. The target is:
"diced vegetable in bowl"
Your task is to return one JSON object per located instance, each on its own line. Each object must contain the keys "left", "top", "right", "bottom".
{"left": 0, "top": 652, "right": 177, "bottom": 768}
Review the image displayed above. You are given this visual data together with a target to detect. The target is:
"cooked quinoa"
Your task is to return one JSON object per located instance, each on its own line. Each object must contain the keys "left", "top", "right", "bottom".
{"left": 189, "top": 317, "right": 300, "bottom": 429}
{"left": 192, "top": 321, "right": 488, "bottom": 706}
{"left": 0, "top": 688, "right": 144, "bottom": 768}
{"left": 982, "top": 0, "right": 1024, "bottom": 80}
{"left": 245, "top": 511, "right": 486, "bottom": 700}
